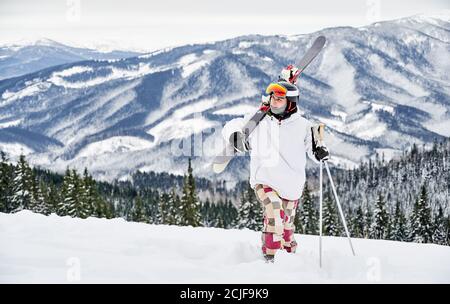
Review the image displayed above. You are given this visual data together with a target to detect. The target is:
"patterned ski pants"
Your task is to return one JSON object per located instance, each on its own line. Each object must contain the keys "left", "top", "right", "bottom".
{"left": 254, "top": 184, "right": 299, "bottom": 256}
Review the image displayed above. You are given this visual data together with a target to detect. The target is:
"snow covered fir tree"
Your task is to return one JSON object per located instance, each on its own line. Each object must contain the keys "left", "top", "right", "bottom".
{"left": 237, "top": 182, "right": 263, "bottom": 231}
{"left": 0, "top": 138, "right": 449, "bottom": 246}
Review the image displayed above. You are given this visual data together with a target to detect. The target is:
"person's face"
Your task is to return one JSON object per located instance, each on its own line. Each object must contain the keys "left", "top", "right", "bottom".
{"left": 270, "top": 95, "right": 287, "bottom": 108}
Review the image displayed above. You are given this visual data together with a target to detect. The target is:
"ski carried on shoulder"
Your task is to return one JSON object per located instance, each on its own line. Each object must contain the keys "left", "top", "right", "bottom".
{"left": 212, "top": 36, "right": 327, "bottom": 174}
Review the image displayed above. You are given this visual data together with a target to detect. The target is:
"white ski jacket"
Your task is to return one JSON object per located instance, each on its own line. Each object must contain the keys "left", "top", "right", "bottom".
{"left": 222, "top": 109, "right": 319, "bottom": 201}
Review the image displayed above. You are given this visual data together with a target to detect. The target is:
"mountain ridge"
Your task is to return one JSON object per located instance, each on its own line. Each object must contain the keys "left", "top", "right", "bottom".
{"left": 0, "top": 14, "right": 448, "bottom": 183}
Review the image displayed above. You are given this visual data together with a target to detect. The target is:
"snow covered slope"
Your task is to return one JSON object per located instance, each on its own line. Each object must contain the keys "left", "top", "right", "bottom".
{"left": 0, "top": 14, "right": 449, "bottom": 182}
{"left": 1, "top": 211, "right": 449, "bottom": 283}
{"left": 0, "top": 38, "right": 141, "bottom": 80}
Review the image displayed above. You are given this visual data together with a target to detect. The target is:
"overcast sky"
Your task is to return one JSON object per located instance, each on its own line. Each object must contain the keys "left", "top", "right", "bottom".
{"left": 0, "top": 0, "right": 448, "bottom": 52}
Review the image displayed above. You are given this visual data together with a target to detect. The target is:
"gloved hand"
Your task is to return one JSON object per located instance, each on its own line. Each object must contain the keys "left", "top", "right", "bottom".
{"left": 229, "top": 131, "right": 250, "bottom": 153}
{"left": 279, "top": 64, "right": 300, "bottom": 84}
{"left": 311, "top": 125, "right": 330, "bottom": 161}
{"left": 260, "top": 95, "right": 271, "bottom": 112}
{"left": 314, "top": 145, "right": 330, "bottom": 161}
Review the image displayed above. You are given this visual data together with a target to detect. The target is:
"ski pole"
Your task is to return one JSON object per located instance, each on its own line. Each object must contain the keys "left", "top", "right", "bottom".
{"left": 318, "top": 123, "right": 324, "bottom": 267}
{"left": 319, "top": 160, "right": 323, "bottom": 267}
{"left": 324, "top": 161, "right": 356, "bottom": 256}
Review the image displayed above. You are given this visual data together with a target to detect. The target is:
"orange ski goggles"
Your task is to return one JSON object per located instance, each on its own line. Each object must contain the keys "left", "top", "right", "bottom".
{"left": 265, "top": 83, "right": 287, "bottom": 97}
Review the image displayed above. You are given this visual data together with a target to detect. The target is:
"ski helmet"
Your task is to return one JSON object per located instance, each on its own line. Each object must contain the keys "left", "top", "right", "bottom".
{"left": 265, "top": 81, "right": 299, "bottom": 119}
{"left": 265, "top": 81, "right": 299, "bottom": 104}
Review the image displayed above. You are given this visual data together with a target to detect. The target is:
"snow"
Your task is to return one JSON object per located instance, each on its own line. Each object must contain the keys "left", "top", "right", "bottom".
{"left": 146, "top": 98, "right": 218, "bottom": 144}
{"left": 328, "top": 155, "right": 359, "bottom": 170}
{"left": 424, "top": 119, "right": 450, "bottom": 137}
{"left": 285, "top": 35, "right": 303, "bottom": 41}
{"left": 178, "top": 53, "right": 198, "bottom": 65}
{"left": 368, "top": 54, "right": 428, "bottom": 97}
{"left": 0, "top": 119, "right": 22, "bottom": 129}
{"left": 0, "top": 143, "right": 33, "bottom": 156}
{"left": 48, "top": 63, "right": 157, "bottom": 89}
{"left": 202, "top": 49, "right": 216, "bottom": 55}
{"left": 319, "top": 111, "right": 387, "bottom": 141}
{"left": 177, "top": 53, "right": 212, "bottom": 78}
{"left": 238, "top": 41, "right": 257, "bottom": 49}
{"left": 148, "top": 116, "right": 216, "bottom": 143}
{"left": 373, "top": 148, "right": 403, "bottom": 162}
{"left": 318, "top": 42, "right": 361, "bottom": 114}
{"left": 172, "top": 98, "right": 217, "bottom": 119}
{"left": 331, "top": 109, "right": 348, "bottom": 122}
{"left": 181, "top": 59, "right": 209, "bottom": 78}
{"left": 51, "top": 66, "right": 94, "bottom": 78}
{"left": 370, "top": 102, "right": 395, "bottom": 114}
{"left": 77, "top": 136, "right": 154, "bottom": 158}
{"left": 1, "top": 211, "right": 449, "bottom": 283}
{"left": 316, "top": 116, "right": 345, "bottom": 131}
{"left": 1, "top": 81, "right": 51, "bottom": 105}
{"left": 138, "top": 47, "right": 173, "bottom": 59}
{"left": 346, "top": 113, "right": 387, "bottom": 140}
{"left": 213, "top": 104, "right": 258, "bottom": 116}
{"left": 48, "top": 80, "right": 141, "bottom": 145}
{"left": 325, "top": 130, "right": 370, "bottom": 163}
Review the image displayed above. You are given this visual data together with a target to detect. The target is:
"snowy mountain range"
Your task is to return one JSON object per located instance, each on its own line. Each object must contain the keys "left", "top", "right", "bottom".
{"left": 0, "top": 38, "right": 141, "bottom": 80}
{"left": 0, "top": 14, "right": 449, "bottom": 182}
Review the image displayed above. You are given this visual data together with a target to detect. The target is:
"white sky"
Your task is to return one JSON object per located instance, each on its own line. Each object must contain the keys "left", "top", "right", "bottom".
{"left": 0, "top": 0, "right": 448, "bottom": 52}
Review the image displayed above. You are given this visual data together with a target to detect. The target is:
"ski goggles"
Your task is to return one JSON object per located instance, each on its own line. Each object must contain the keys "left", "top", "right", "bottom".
{"left": 265, "top": 83, "right": 298, "bottom": 97}
{"left": 265, "top": 83, "right": 287, "bottom": 97}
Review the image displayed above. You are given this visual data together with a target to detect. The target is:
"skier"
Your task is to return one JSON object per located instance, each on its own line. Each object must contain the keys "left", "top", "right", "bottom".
{"left": 222, "top": 65, "right": 330, "bottom": 262}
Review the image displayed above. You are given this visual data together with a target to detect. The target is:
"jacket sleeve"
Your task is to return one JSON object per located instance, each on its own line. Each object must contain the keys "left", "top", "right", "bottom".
{"left": 304, "top": 120, "right": 320, "bottom": 164}
{"left": 221, "top": 110, "right": 257, "bottom": 143}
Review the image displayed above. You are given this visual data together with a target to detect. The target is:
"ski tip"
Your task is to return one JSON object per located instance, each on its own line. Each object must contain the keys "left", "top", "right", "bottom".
{"left": 316, "top": 36, "right": 326, "bottom": 45}
{"left": 212, "top": 163, "right": 227, "bottom": 174}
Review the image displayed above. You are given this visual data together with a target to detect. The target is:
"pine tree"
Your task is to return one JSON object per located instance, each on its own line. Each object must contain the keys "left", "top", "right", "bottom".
{"left": 157, "top": 192, "right": 171, "bottom": 224}
{"left": 237, "top": 182, "right": 263, "bottom": 231}
{"left": 82, "top": 168, "right": 108, "bottom": 218}
{"left": 224, "top": 199, "right": 238, "bottom": 229}
{"left": 10, "top": 154, "right": 34, "bottom": 212}
{"left": 45, "top": 184, "right": 60, "bottom": 215}
{"left": 179, "top": 159, "right": 201, "bottom": 227}
{"left": 410, "top": 184, "right": 433, "bottom": 243}
{"left": 322, "top": 193, "right": 341, "bottom": 236}
{"left": 58, "top": 168, "right": 73, "bottom": 216}
{"left": 432, "top": 205, "right": 447, "bottom": 245}
{"left": 0, "top": 151, "right": 13, "bottom": 212}
{"left": 215, "top": 202, "right": 227, "bottom": 229}
{"left": 200, "top": 198, "right": 212, "bottom": 227}
{"left": 59, "top": 169, "right": 90, "bottom": 218}
{"left": 167, "top": 188, "right": 180, "bottom": 225}
{"left": 29, "top": 176, "right": 48, "bottom": 214}
{"left": 370, "top": 194, "right": 390, "bottom": 239}
{"left": 390, "top": 201, "right": 407, "bottom": 241}
{"left": 446, "top": 216, "right": 450, "bottom": 246}
{"left": 130, "top": 195, "right": 149, "bottom": 223}
{"left": 294, "top": 205, "right": 304, "bottom": 234}
{"left": 298, "top": 182, "right": 318, "bottom": 235}
{"left": 351, "top": 205, "right": 365, "bottom": 238}
{"left": 363, "top": 206, "right": 372, "bottom": 239}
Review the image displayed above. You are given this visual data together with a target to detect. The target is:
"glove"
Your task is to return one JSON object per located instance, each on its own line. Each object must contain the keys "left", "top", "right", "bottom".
{"left": 314, "top": 145, "right": 330, "bottom": 161}
{"left": 229, "top": 131, "right": 250, "bottom": 153}
{"left": 279, "top": 64, "right": 300, "bottom": 84}
{"left": 260, "top": 95, "right": 271, "bottom": 112}
{"left": 311, "top": 125, "right": 330, "bottom": 161}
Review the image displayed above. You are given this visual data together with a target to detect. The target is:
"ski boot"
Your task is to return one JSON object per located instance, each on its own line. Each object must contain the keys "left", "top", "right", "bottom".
{"left": 263, "top": 254, "right": 275, "bottom": 264}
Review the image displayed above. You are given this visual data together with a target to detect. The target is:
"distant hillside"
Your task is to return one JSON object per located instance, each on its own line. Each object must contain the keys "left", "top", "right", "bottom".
{"left": 0, "top": 38, "right": 141, "bottom": 80}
